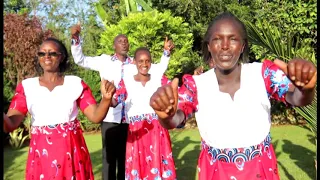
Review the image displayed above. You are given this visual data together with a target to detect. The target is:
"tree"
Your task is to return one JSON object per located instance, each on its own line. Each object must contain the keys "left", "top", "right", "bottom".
{"left": 4, "top": 0, "right": 31, "bottom": 14}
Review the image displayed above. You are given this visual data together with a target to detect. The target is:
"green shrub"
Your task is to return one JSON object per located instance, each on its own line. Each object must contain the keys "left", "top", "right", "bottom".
{"left": 99, "top": 10, "right": 200, "bottom": 79}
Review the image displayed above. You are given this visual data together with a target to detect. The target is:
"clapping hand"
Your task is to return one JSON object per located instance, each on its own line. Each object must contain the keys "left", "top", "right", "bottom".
{"left": 101, "top": 79, "right": 116, "bottom": 100}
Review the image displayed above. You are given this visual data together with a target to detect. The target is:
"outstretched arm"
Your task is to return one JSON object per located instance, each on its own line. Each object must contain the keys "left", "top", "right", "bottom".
{"left": 150, "top": 37, "right": 175, "bottom": 75}
{"left": 273, "top": 59, "right": 316, "bottom": 106}
{"left": 70, "top": 24, "right": 112, "bottom": 71}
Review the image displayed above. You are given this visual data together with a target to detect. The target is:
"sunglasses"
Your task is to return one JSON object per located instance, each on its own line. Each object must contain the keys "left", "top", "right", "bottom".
{"left": 37, "top": 52, "right": 61, "bottom": 57}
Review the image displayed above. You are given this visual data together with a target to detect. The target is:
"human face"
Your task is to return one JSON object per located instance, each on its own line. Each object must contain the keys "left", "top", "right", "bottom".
{"left": 207, "top": 19, "right": 245, "bottom": 71}
{"left": 134, "top": 51, "right": 151, "bottom": 76}
{"left": 114, "top": 35, "right": 129, "bottom": 56}
{"left": 38, "top": 41, "right": 63, "bottom": 72}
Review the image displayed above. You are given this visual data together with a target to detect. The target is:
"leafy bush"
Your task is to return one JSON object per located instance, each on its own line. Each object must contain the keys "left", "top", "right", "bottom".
{"left": 8, "top": 127, "right": 29, "bottom": 149}
{"left": 99, "top": 10, "right": 200, "bottom": 79}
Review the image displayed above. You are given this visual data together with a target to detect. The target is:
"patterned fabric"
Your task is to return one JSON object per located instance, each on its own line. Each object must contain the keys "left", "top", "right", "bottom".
{"left": 198, "top": 139, "right": 279, "bottom": 180}
{"left": 202, "top": 134, "right": 271, "bottom": 164}
{"left": 262, "top": 60, "right": 292, "bottom": 103}
{"left": 26, "top": 120, "right": 94, "bottom": 180}
{"left": 111, "top": 53, "right": 133, "bottom": 123}
{"left": 178, "top": 60, "right": 292, "bottom": 122}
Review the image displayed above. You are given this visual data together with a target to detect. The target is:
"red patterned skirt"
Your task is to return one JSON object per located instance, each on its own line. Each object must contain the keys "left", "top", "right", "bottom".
{"left": 125, "top": 113, "right": 176, "bottom": 180}
{"left": 25, "top": 120, "right": 94, "bottom": 180}
{"left": 198, "top": 134, "right": 280, "bottom": 180}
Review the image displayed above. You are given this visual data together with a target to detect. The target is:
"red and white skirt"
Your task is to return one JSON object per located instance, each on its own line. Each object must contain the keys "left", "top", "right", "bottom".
{"left": 125, "top": 113, "right": 176, "bottom": 180}
{"left": 25, "top": 120, "right": 94, "bottom": 180}
{"left": 198, "top": 134, "right": 280, "bottom": 180}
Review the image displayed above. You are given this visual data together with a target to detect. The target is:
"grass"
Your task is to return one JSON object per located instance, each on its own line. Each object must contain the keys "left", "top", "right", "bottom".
{"left": 4, "top": 125, "right": 316, "bottom": 180}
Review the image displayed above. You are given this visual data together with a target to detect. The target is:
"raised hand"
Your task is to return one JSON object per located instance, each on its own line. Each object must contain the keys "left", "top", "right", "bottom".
{"left": 70, "top": 22, "right": 81, "bottom": 39}
{"left": 274, "top": 58, "right": 317, "bottom": 90}
{"left": 163, "top": 36, "right": 175, "bottom": 52}
{"left": 101, "top": 79, "right": 116, "bottom": 100}
{"left": 150, "top": 78, "right": 179, "bottom": 120}
{"left": 194, "top": 66, "right": 204, "bottom": 75}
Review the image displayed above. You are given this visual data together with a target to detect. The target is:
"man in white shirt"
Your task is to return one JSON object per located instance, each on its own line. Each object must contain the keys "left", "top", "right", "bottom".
{"left": 70, "top": 24, "right": 174, "bottom": 180}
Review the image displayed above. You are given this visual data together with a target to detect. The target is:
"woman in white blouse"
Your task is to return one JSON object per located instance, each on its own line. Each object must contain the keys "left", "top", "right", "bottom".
{"left": 4, "top": 37, "right": 115, "bottom": 180}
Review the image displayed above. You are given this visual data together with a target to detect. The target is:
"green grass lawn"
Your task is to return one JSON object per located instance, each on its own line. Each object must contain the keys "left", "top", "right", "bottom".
{"left": 4, "top": 125, "right": 316, "bottom": 180}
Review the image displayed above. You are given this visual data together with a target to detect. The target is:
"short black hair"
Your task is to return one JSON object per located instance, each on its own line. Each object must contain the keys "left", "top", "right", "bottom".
{"left": 113, "top": 34, "right": 128, "bottom": 45}
{"left": 202, "top": 12, "right": 249, "bottom": 64}
{"left": 134, "top": 47, "right": 151, "bottom": 59}
{"left": 35, "top": 37, "right": 70, "bottom": 74}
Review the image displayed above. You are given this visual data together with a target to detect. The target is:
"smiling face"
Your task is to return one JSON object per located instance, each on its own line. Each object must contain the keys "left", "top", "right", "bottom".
{"left": 38, "top": 41, "right": 63, "bottom": 73}
{"left": 134, "top": 50, "right": 152, "bottom": 76}
{"left": 207, "top": 19, "right": 245, "bottom": 71}
{"left": 113, "top": 35, "right": 129, "bottom": 56}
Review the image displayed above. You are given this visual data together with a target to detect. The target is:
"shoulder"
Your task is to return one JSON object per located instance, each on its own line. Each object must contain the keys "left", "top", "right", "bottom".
{"left": 21, "top": 77, "right": 39, "bottom": 87}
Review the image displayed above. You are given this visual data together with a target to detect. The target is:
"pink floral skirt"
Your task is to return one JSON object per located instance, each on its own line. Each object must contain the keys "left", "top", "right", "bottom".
{"left": 125, "top": 113, "right": 176, "bottom": 180}
{"left": 198, "top": 134, "right": 280, "bottom": 180}
{"left": 25, "top": 120, "right": 94, "bottom": 180}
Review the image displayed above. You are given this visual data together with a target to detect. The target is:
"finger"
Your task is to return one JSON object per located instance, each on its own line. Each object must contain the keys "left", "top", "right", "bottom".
{"left": 159, "top": 87, "right": 173, "bottom": 111}
{"left": 171, "top": 78, "right": 179, "bottom": 106}
{"left": 274, "top": 59, "right": 288, "bottom": 74}
{"left": 165, "top": 36, "right": 168, "bottom": 43}
{"left": 293, "top": 61, "right": 303, "bottom": 86}
{"left": 150, "top": 93, "right": 166, "bottom": 111}
{"left": 303, "top": 72, "right": 317, "bottom": 90}
{"left": 301, "top": 64, "right": 311, "bottom": 85}
{"left": 307, "top": 66, "right": 316, "bottom": 82}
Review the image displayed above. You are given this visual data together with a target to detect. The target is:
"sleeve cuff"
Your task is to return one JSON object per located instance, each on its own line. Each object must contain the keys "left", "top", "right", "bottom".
{"left": 163, "top": 50, "right": 170, "bottom": 57}
{"left": 71, "top": 36, "right": 82, "bottom": 46}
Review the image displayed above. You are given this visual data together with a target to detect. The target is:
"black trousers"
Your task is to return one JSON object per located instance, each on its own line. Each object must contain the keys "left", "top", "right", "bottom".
{"left": 101, "top": 122, "right": 128, "bottom": 180}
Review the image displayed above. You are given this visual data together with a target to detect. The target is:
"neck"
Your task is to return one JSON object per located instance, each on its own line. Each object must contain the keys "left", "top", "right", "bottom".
{"left": 115, "top": 53, "right": 127, "bottom": 62}
{"left": 41, "top": 72, "right": 62, "bottom": 82}
{"left": 134, "top": 73, "right": 150, "bottom": 82}
{"left": 215, "top": 64, "right": 241, "bottom": 85}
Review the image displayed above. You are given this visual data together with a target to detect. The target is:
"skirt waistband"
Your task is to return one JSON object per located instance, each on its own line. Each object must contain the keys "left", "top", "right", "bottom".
{"left": 202, "top": 134, "right": 272, "bottom": 163}
{"left": 31, "top": 120, "right": 81, "bottom": 135}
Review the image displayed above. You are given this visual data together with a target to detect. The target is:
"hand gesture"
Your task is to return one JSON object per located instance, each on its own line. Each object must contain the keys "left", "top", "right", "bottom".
{"left": 274, "top": 58, "right": 317, "bottom": 90}
{"left": 70, "top": 22, "right": 81, "bottom": 39}
{"left": 194, "top": 66, "right": 204, "bottom": 75}
{"left": 101, "top": 79, "right": 116, "bottom": 100}
{"left": 150, "top": 78, "right": 179, "bottom": 120}
{"left": 164, "top": 36, "right": 175, "bottom": 51}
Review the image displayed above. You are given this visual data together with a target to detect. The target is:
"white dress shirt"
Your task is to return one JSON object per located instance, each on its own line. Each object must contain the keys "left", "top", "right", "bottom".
{"left": 71, "top": 44, "right": 170, "bottom": 123}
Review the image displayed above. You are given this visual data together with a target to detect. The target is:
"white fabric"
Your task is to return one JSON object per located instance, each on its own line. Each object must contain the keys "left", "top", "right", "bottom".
{"left": 122, "top": 73, "right": 163, "bottom": 122}
{"left": 193, "top": 63, "right": 271, "bottom": 148}
{"left": 22, "top": 76, "right": 84, "bottom": 126}
{"left": 71, "top": 44, "right": 170, "bottom": 123}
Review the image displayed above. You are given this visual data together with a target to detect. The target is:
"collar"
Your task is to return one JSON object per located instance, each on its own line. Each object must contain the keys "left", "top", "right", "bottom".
{"left": 111, "top": 53, "right": 133, "bottom": 65}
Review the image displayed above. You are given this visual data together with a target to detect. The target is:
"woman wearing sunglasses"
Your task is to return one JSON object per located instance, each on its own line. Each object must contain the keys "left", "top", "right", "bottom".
{"left": 3, "top": 37, "right": 116, "bottom": 180}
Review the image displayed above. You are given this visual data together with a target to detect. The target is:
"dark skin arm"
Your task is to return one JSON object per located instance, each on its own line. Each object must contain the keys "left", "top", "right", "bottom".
{"left": 82, "top": 79, "right": 116, "bottom": 124}
{"left": 274, "top": 58, "right": 317, "bottom": 106}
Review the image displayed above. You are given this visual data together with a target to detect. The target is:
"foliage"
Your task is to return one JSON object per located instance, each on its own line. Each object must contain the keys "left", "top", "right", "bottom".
{"left": 99, "top": 10, "right": 199, "bottom": 79}
{"left": 8, "top": 127, "right": 29, "bottom": 149}
{"left": 150, "top": 0, "right": 235, "bottom": 53}
{"left": 244, "top": 19, "right": 317, "bottom": 140}
{"left": 4, "top": 0, "right": 31, "bottom": 14}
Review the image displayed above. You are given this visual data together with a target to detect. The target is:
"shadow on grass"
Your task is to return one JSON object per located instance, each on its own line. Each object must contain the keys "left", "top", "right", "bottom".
{"left": 282, "top": 139, "right": 316, "bottom": 180}
{"left": 89, "top": 149, "right": 103, "bottom": 180}
{"left": 170, "top": 131, "right": 201, "bottom": 180}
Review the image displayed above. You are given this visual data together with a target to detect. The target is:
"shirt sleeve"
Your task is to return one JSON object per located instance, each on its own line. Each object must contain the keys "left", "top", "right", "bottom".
{"left": 149, "top": 51, "right": 170, "bottom": 75}
{"left": 77, "top": 81, "right": 97, "bottom": 112}
{"left": 71, "top": 42, "right": 112, "bottom": 72}
{"left": 178, "top": 74, "right": 199, "bottom": 121}
{"left": 113, "top": 79, "right": 128, "bottom": 104}
{"left": 9, "top": 83, "right": 28, "bottom": 115}
{"left": 262, "top": 59, "right": 293, "bottom": 103}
